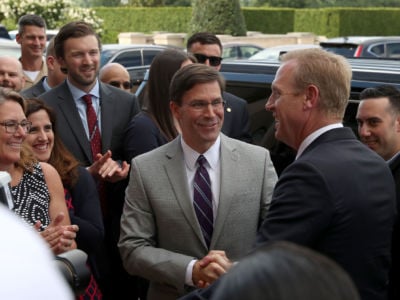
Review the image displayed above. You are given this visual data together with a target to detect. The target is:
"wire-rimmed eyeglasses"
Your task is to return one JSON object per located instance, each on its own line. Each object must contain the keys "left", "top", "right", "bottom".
{"left": 0, "top": 120, "right": 32, "bottom": 134}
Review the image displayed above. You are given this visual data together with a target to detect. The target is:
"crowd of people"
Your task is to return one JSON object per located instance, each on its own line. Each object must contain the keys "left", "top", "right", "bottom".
{"left": 0, "top": 13, "right": 399, "bottom": 300}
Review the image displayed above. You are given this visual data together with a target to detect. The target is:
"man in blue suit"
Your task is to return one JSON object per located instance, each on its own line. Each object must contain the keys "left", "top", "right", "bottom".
{"left": 181, "top": 48, "right": 396, "bottom": 300}
{"left": 187, "top": 32, "right": 252, "bottom": 144}
{"left": 256, "top": 48, "right": 396, "bottom": 300}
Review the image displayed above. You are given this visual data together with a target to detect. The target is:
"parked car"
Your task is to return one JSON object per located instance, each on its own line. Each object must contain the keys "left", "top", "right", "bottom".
{"left": 222, "top": 42, "right": 264, "bottom": 60}
{"left": 248, "top": 44, "right": 321, "bottom": 61}
{"left": 0, "top": 24, "right": 11, "bottom": 40}
{"left": 320, "top": 36, "right": 400, "bottom": 59}
{"left": 102, "top": 44, "right": 175, "bottom": 92}
{"left": 219, "top": 58, "right": 400, "bottom": 145}
{"left": 0, "top": 38, "right": 20, "bottom": 58}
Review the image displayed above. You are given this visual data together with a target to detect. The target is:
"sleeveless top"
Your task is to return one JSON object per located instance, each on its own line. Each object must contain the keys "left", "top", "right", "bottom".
{"left": 11, "top": 163, "right": 50, "bottom": 231}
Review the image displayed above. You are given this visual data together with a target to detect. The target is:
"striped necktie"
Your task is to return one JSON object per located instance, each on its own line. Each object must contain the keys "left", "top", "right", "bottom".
{"left": 193, "top": 155, "right": 213, "bottom": 248}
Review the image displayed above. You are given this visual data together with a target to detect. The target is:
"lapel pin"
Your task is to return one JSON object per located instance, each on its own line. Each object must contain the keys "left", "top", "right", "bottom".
{"left": 226, "top": 107, "right": 232, "bottom": 112}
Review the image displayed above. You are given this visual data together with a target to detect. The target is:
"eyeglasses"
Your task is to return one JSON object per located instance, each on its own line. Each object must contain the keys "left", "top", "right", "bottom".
{"left": 185, "top": 100, "right": 226, "bottom": 111}
{"left": 109, "top": 81, "right": 132, "bottom": 90}
{"left": 0, "top": 120, "right": 32, "bottom": 134}
{"left": 193, "top": 53, "right": 223, "bottom": 67}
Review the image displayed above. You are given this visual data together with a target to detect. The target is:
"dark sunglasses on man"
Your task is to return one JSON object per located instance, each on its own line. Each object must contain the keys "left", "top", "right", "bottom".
{"left": 193, "top": 53, "right": 223, "bottom": 67}
{"left": 109, "top": 81, "right": 132, "bottom": 90}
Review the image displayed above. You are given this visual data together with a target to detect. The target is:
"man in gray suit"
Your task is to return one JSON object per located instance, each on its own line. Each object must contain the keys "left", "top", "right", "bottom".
{"left": 118, "top": 64, "right": 277, "bottom": 300}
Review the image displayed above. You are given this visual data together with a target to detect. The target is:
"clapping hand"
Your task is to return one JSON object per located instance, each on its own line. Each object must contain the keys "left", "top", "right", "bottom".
{"left": 35, "top": 212, "right": 79, "bottom": 255}
{"left": 88, "top": 150, "right": 130, "bottom": 183}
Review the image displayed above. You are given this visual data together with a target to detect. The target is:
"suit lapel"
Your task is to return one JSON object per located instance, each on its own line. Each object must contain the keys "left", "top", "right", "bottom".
{"left": 56, "top": 83, "right": 92, "bottom": 161}
{"left": 164, "top": 138, "right": 207, "bottom": 248}
{"left": 210, "top": 135, "right": 238, "bottom": 248}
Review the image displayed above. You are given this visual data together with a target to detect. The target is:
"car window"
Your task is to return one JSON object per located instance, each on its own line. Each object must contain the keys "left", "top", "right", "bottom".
{"left": 143, "top": 50, "right": 162, "bottom": 65}
{"left": 387, "top": 43, "right": 400, "bottom": 58}
{"left": 112, "top": 50, "right": 142, "bottom": 68}
{"left": 223, "top": 47, "right": 239, "bottom": 59}
{"left": 240, "top": 46, "right": 262, "bottom": 58}
{"left": 368, "top": 44, "right": 385, "bottom": 57}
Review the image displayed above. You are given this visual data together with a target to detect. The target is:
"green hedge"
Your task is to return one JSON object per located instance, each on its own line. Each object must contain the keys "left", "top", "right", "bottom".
{"left": 95, "top": 7, "right": 192, "bottom": 43}
{"left": 242, "top": 8, "right": 295, "bottom": 34}
{"left": 5, "top": 7, "right": 399, "bottom": 44}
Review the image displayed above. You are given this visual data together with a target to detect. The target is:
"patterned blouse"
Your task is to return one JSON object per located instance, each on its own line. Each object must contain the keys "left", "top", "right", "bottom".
{"left": 11, "top": 163, "right": 50, "bottom": 231}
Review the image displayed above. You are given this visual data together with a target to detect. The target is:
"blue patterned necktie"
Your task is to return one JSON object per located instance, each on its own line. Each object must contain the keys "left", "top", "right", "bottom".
{"left": 193, "top": 155, "right": 213, "bottom": 248}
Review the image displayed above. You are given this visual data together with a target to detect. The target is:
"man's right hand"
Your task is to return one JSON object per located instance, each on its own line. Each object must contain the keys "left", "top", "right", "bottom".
{"left": 192, "top": 250, "right": 233, "bottom": 288}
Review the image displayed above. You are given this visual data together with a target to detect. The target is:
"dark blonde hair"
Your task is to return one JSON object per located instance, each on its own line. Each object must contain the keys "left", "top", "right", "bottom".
{"left": 282, "top": 48, "right": 352, "bottom": 119}
{"left": 0, "top": 88, "right": 36, "bottom": 172}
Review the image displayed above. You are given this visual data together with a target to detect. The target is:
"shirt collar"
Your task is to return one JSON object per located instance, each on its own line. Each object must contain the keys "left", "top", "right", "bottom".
{"left": 296, "top": 123, "right": 343, "bottom": 159}
{"left": 181, "top": 135, "right": 221, "bottom": 171}
{"left": 66, "top": 79, "right": 100, "bottom": 101}
{"left": 388, "top": 151, "right": 400, "bottom": 165}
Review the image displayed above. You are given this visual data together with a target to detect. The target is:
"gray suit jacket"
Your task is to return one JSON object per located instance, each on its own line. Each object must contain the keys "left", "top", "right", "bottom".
{"left": 118, "top": 134, "right": 277, "bottom": 300}
{"left": 21, "top": 76, "right": 46, "bottom": 98}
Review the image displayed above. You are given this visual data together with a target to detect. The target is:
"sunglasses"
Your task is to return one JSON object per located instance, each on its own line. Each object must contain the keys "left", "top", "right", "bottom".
{"left": 109, "top": 81, "right": 132, "bottom": 90}
{"left": 193, "top": 53, "right": 223, "bottom": 67}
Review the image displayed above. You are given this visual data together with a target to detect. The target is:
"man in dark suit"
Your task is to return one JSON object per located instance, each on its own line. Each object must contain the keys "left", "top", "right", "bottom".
{"left": 256, "top": 48, "right": 396, "bottom": 300}
{"left": 21, "top": 37, "right": 65, "bottom": 98}
{"left": 39, "top": 21, "right": 140, "bottom": 299}
{"left": 357, "top": 84, "right": 400, "bottom": 300}
{"left": 186, "top": 32, "right": 252, "bottom": 143}
{"left": 118, "top": 64, "right": 277, "bottom": 300}
{"left": 180, "top": 49, "right": 396, "bottom": 300}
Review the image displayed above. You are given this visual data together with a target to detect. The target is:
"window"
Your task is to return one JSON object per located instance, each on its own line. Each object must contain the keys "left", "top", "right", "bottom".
{"left": 112, "top": 50, "right": 141, "bottom": 68}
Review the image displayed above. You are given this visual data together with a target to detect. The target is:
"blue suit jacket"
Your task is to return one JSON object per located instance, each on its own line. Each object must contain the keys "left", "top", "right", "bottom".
{"left": 180, "top": 127, "right": 396, "bottom": 300}
{"left": 222, "top": 92, "right": 252, "bottom": 143}
{"left": 388, "top": 153, "right": 400, "bottom": 300}
{"left": 257, "top": 127, "right": 396, "bottom": 300}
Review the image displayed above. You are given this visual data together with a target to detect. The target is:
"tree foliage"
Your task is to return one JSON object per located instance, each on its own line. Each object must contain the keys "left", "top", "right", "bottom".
{"left": 190, "top": 0, "right": 247, "bottom": 36}
{"left": 0, "top": 0, "right": 103, "bottom": 33}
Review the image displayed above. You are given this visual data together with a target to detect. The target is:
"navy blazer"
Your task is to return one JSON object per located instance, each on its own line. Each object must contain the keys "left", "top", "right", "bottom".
{"left": 388, "top": 154, "right": 400, "bottom": 300}
{"left": 257, "top": 127, "right": 396, "bottom": 300}
{"left": 222, "top": 91, "right": 252, "bottom": 143}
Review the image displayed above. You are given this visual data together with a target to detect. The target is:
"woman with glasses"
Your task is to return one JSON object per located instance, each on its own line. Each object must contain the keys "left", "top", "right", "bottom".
{"left": 123, "top": 48, "right": 196, "bottom": 163}
{"left": 24, "top": 98, "right": 104, "bottom": 300}
{"left": 0, "top": 87, "right": 78, "bottom": 255}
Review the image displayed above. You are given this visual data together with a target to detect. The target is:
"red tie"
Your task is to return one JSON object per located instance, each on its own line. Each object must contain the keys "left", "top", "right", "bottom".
{"left": 82, "top": 94, "right": 102, "bottom": 159}
{"left": 82, "top": 94, "right": 108, "bottom": 216}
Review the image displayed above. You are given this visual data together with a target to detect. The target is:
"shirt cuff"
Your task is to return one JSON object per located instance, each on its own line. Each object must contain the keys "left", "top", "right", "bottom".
{"left": 185, "top": 259, "right": 197, "bottom": 286}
